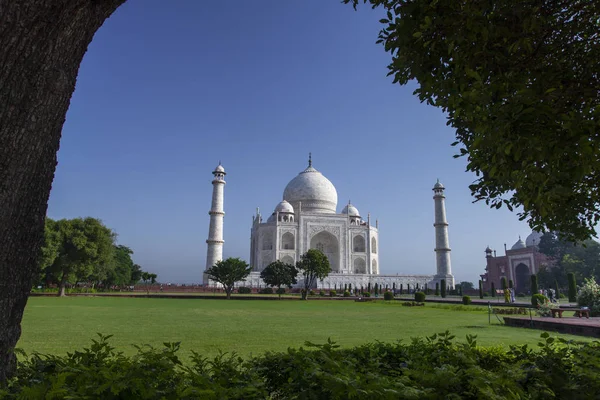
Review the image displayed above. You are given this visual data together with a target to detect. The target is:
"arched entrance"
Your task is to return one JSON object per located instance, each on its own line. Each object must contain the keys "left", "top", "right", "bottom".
{"left": 310, "top": 231, "right": 339, "bottom": 272}
{"left": 515, "top": 263, "right": 530, "bottom": 294}
{"left": 354, "top": 258, "right": 366, "bottom": 274}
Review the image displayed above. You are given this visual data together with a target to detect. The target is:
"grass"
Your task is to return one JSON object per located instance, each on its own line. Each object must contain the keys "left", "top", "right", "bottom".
{"left": 18, "top": 297, "right": 591, "bottom": 361}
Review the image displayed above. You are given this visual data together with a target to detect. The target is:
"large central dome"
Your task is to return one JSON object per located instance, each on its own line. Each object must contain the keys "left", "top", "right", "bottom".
{"left": 283, "top": 162, "right": 338, "bottom": 214}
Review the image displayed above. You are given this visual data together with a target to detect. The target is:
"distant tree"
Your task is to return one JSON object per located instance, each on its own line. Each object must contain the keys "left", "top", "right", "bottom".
{"left": 530, "top": 274, "right": 539, "bottom": 295}
{"left": 261, "top": 260, "right": 298, "bottom": 299}
{"left": 555, "top": 279, "right": 561, "bottom": 299}
{"left": 568, "top": 273, "right": 577, "bottom": 303}
{"left": 374, "top": 283, "right": 379, "bottom": 296}
{"left": 479, "top": 280, "right": 484, "bottom": 299}
{"left": 103, "top": 245, "right": 134, "bottom": 289}
{"left": 459, "top": 281, "right": 474, "bottom": 291}
{"left": 346, "top": 0, "right": 600, "bottom": 241}
{"left": 141, "top": 272, "right": 158, "bottom": 295}
{"left": 491, "top": 282, "right": 496, "bottom": 297}
{"left": 440, "top": 279, "right": 446, "bottom": 298}
{"left": 538, "top": 232, "right": 600, "bottom": 286}
{"left": 36, "top": 218, "right": 61, "bottom": 286}
{"left": 45, "top": 218, "right": 115, "bottom": 296}
{"left": 500, "top": 277, "right": 507, "bottom": 291}
{"left": 295, "top": 250, "right": 331, "bottom": 300}
{"left": 206, "top": 258, "right": 251, "bottom": 299}
{"left": 435, "top": 283, "right": 439, "bottom": 296}
{"left": 130, "top": 264, "right": 143, "bottom": 285}
{"left": 509, "top": 280, "right": 514, "bottom": 289}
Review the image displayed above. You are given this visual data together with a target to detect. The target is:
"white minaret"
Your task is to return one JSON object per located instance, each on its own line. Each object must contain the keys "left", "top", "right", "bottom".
{"left": 433, "top": 179, "right": 455, "bottom": 288}
{"left": 203, "top": 162, "right": 226, "bottom": 285}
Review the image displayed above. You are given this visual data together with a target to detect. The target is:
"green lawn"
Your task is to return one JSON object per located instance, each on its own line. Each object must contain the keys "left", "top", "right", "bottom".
{"left": 18, "top": 297, "right": 589, "bottom": 361}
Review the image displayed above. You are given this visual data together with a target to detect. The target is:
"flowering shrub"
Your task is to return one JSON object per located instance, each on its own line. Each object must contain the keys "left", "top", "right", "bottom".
{"left": 536, "top": 300, "right": 559, "bottom": 317}
{"left": 577, "top": 278, "right": 600, "bottom": 316}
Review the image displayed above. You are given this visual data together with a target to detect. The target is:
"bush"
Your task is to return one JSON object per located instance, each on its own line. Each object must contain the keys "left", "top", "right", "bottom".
{"left": 401, "top": 301, "right": 425, "bottom": 307}
{"left": 362, "top": 292, "right": 371, "bottom": 297}
{"left": 531, "top": 274, "right": 539, "bottom": 295}
{"left": 329, "top": 290, "right": 337, "bottom": 297}
{"left": 517, "top": 292, "right": 527, "bottom": 297}
{"left": 576, "top": 278, "right": 600, "bottom": 316}
{"left": 532, "top": 293, "right": 548, "bottom": 307}
{"left": 8, "top": 332, "right": 600, "bottom": 399}
{"left": 319, "top": 290, "right": 325, "bottom": 297}
{"left": 462, "top": 295, "right": 471, "bottom": 305}
{"left": 343, "top": 291, "right": 350, "bottom": 297}
{"left": 309, "top": 290, "right": 315, "bottom": 296}
{"left": 414, "top": 291, "right": 426, "bottom": 302}
{"left": 492, "top": 307, "right": 528, "bottom": 315}
{"left": 384, "top": 291, "right": 394, "bottom": 300}
{"left": 536, "top": 300, "right": 558, "bottom": 317}
{"left": 238, "top": 287, "right": 252, "bottom": 294}
{"left": 260, "top": 287, "right": 274, "bottom": 294}
{"left": 276, "top": 288, "right": 286, "bottom": 296}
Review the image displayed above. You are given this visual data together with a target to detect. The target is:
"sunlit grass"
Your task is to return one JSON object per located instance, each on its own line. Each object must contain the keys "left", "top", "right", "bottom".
{"left": 18, "top": 296, "right": 590, "bottom": 361}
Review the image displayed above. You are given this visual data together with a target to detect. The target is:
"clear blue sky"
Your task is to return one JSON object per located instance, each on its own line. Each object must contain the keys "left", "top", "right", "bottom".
{"left": 48, "top": 0, "right": 533, "bottom": 284}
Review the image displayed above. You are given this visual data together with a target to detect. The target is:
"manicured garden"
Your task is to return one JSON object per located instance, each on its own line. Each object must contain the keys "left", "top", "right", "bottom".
{"left": 18, "top": 296, "right": 591, "bottom": 361}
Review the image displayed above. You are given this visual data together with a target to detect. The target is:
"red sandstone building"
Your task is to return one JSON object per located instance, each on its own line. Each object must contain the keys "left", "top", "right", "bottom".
{"left": 480, "top": 231, "right": 551, "bottom": 295}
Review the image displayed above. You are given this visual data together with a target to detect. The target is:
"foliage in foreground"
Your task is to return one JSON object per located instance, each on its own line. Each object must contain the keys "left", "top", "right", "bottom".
{"left": 346, "top": 0, "right": 600, "bottom": 241}
{"left": 3, "top": 332, "right": 600, "bottom": 399}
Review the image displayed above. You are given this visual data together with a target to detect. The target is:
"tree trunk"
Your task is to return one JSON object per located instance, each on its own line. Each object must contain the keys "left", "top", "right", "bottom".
{"left": 0, "top": 0, "right": 125, "bottom": 383}
{"left": 226, "top": 287, "right": 231, "bottom": 299}
{"left": 57, "top": 272, "right": 67, "bottom": 297}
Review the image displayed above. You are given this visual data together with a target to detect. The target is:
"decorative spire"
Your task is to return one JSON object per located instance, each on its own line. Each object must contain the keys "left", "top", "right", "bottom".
{"left": 308, "top": 152, "right": 312, "bottom": 167}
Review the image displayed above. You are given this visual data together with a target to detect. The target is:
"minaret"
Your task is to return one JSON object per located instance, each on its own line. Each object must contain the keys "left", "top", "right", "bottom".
{"left": 433, "top": 179, "right": 454, "bottom": 288}
{"left": 203, "top": 162, "right": 226, "bottom": 285}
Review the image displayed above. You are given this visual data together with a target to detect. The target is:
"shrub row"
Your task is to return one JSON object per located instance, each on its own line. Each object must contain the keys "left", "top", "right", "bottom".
{"left": 5, "top": 332, "right": 600, "bottom": 399}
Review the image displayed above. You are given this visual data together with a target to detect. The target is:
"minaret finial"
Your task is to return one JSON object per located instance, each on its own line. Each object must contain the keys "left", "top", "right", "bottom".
{"left": 308, "top": 152, "right": 312, "bottom": 167}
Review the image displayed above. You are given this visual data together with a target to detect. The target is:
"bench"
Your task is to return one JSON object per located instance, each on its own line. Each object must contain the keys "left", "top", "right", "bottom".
{"left": 551, "top": 308, "right": 565, "bottom": 318}
{"left": 575, "top": 309, "right": 590, "bottom": 318}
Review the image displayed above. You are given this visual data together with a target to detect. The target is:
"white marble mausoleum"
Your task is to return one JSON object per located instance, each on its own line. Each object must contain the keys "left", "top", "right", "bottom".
{"left": 203, "top": 156, "right": 455, "bottom": 290}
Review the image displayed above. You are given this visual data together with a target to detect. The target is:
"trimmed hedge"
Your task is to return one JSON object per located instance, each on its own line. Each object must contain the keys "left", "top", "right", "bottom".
{"left": 532, "top": 293, "right": 548, "bottom": 307}
{"left": 415, "top": 291, "right": 426, "bottom": 302}
{"left": 384, "top": 291, "right": 394, "bottom": 301}
{"left": 329, "top": 290, "right": 337, "bottom": 297}
{"left": 462, "top": 295, "right": 471, "bottom": 305}
{"left": 260, "top": 287, "right": 274, "bottom": 294}
{"left": 238, "top": 287, "right": 252, "bottom": 294}
{"left": 343, "top": 291, "right": 350, "bottom": 297}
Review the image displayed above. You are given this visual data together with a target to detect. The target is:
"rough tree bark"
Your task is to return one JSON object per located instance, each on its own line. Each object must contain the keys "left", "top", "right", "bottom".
{"left": 0, "top": 0, "right": 125, "bottom": 382}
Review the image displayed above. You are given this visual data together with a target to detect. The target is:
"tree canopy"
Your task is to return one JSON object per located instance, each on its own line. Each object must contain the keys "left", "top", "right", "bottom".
{"left": 38, "top": 218, "right": 150, "bottom": 294}
{"left": 537, "top": 232, "right": 600, "bottom": 288}
{"left": 296, "top": 249, "right": 331, "bottom": 300}
{"left": 261, "top": 260, "right": 298, "bottom": 298}
{"left": 206, "top": 258, "right": 252, "bottom": 299}
{"left": 347, "top": 0, "right": 600, "bottom": 241}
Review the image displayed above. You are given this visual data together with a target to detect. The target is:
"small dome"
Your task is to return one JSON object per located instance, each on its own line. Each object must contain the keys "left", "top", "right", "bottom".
{"left": 213, "top": 163, "right": 225, "bottom": 173}
{"left": 341, "top": 203, "right": 360, "bottom": 217}
{"left": 511, "top": 237, "right": 526, "bottom": 250}
{"left": 274, "top": 200, "right": 294, "bottom": 214}
{"left": 433, "top": 179, "right": 444, "bottom": 189}
{"left": 526, "top": 231, "right": 543, "bottom": 247}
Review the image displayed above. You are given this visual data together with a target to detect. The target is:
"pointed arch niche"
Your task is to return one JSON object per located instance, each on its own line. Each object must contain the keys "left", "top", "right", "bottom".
{"left": 310, "top": 231, "right": 340, "bottom": 272}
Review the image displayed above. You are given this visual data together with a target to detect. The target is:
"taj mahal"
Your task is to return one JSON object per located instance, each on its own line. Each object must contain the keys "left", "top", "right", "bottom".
{"left": 203, "top": 155, "right": 455, "bottom": 290}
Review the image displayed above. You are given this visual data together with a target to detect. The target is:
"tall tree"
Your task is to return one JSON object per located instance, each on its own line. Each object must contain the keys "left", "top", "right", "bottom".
{"left": 205, "top": 258, "right": 252, "bottom": 299}
{"left": 295, "top": 249, "right": 331, "bottom": 300}
{"left": 46, "top": 218, "right": 116, "bottom": 296}
{"left": 260, "top": 260, "right": 298, "bottom": 299}
{"left": 130, "top": 264, "right": 143, "bottom": 285}
{"left": 347, "top": 0, "right": 600, "bottom": 241}
{"left": 0, "top": 0, "right": 126, "bottom": 381}
{"left": 458, "top": 281, "right": 474, "bottom": 291}
{"left": 104, "top": 245, "right": 135, "bottom": 289}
